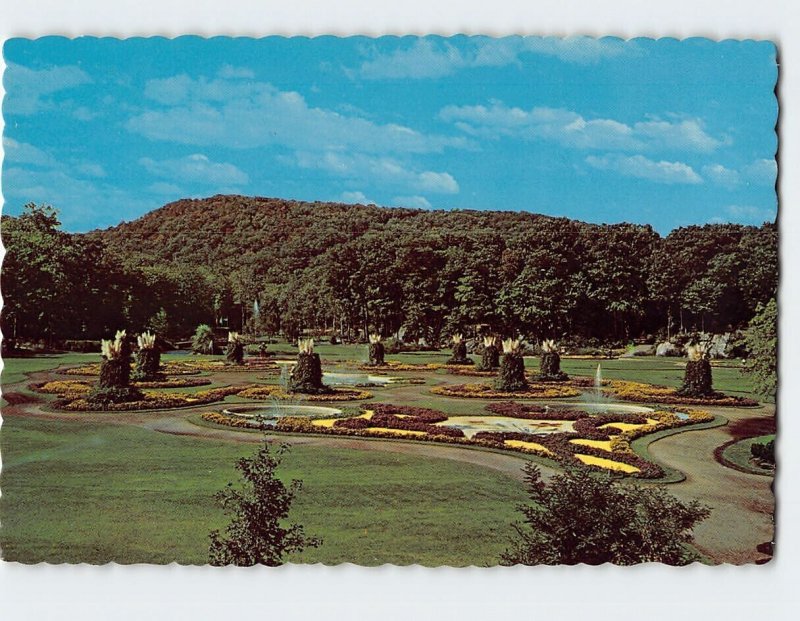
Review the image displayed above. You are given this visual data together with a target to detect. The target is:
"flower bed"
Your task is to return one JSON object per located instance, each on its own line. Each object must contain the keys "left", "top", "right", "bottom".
{"left": 332, "top": 403, "right": 463, "bottom": 437}
{"left": 33, "top": 377, "right": 212, "bottom": 397}
{"left": 356, "top": 361, "right": 447, "bottom": 372}
{"left": 484, "top": 401, "right": 587, "bottom": 420}
{"left": 607, "top": 380, "right": 759, "bottom": 406}
{"left": 54, "top": 385, "right": 257, "bottom": 412}
{"left": 196, "top": 398, "right": 714, "bottom": 479}
{"left": 236, "top": 385, "right": 373, "bottom": 402}
{"left": 430, "top": 383, "right": 580, "bottom": 399}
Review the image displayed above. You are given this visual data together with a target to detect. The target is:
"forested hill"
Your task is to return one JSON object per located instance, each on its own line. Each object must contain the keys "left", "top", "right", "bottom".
{"left": 2, "top": 195, "right": 777, "bottom": 344}
{"left": 90, "top": 194, "right": 569, "bottom": 272}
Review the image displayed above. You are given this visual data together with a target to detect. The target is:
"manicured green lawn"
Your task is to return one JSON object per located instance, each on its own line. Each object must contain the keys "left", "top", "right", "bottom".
{"left": 721, "top": 434, "right": 775, "bottom": 475}
{"left": 1, "top": 353, "right": 98, "bottom": 386}
{"left": 0, "top": 416, "right": 527, "bottom": 566}
{"left": 0, "top": 348, "right": 762, "bottom": 565}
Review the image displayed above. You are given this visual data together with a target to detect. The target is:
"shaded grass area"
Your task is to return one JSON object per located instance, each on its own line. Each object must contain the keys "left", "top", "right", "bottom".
{"left": 1, "top": 353, "right": 99, "bottom": 386}
{"left": 0, "top": 416, "right": 527, "bottom": 566}
{"left": 720, "top": 434, "right": 775, "bottom": 476}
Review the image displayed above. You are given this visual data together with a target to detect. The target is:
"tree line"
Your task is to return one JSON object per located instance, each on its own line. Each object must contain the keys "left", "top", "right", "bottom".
{"left": 1, "top": 196, "right": 778, "bottom": 346}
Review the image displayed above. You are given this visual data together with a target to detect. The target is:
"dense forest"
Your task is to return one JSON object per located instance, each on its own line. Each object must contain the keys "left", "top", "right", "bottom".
{"left": 0, "top": 195, "right": 778, "bottom": 347}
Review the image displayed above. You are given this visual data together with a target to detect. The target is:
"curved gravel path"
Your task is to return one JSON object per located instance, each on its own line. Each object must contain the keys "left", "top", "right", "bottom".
{"left": 646, "top": 404, "right": 775, "bottom": 564}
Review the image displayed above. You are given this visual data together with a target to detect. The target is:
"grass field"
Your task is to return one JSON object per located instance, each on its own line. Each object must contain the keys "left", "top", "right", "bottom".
{"left": 0, "top": 347, "right": 764, "bottom": 565}
{"left": 0, "top": 416, "right": 527, "bottom": 566}
{"left": 720, "top": 434, "right": 775, "bottom": 475}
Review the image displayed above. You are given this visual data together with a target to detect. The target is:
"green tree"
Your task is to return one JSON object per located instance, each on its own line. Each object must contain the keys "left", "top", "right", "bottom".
{"left": 742, "top": 298, "right": 777, "bottom": 400}
{"left": 502, "top": 465, "right": 710, "bottom": 566}
{"left": 209, "top": 442, "right": 321, "bottom": 566}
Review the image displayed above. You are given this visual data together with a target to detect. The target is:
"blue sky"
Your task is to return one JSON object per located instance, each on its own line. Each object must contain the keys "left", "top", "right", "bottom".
{"left": 1, "top": 36, "right": 777, "bottom": 233}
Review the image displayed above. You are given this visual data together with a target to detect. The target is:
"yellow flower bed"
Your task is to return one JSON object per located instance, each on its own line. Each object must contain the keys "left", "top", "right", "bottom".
{"left": 504, "top": 440, "right": 553, "bottom": 455}
{"left": 36, "top": 380, "right": 91, "bottom": 396}
{"left": 570, "top": 438, "right": 614, "bottom": 452}
{"left": 574, "top": 454, "right": 641, "bottom": 474}
{"left": 600, "top": 421, "right": 646, "bottom": 432}
{"left": 365, "top": 427, "right": 426, "bottom": 437}
{"left": 312, "top": 410, "right": 374, "bottom": 428}
{"left": 430, "top": 383, "right": 580, "bottom": 399}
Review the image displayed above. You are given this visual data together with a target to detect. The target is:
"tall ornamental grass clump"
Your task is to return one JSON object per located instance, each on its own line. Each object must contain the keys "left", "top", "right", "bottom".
{"left": 226, "top": 331, "right": 245, "bottom": 365}
{"left": 447, "top": 333, "right": 473, "bottom": 365}
{"left": 367, "top": 333, "right": 386, "bottom": 366}
{"left": 496, "top": 338, "right": 528, "bottom": 392}
{"left": 133, "top": 331, "right": 161, "bottom": 381}
{"left": 289, "top": 338, "right": 331, "bottom": 394}
{"left": 89, "top": 329, "right": 143, "bottom": 404}
{"left": 537, "top": 339, "right": 568, "bottom": 381}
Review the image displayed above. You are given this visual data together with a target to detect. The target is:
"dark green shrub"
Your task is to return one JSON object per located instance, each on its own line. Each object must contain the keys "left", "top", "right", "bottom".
{"left": 750, "top": 439, "right": 775, "bottom": 465}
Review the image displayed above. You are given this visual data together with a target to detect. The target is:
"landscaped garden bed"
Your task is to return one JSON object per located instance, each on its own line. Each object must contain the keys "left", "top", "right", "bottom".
{"left": 61, "top": 358, "right": 281, "bottom": 377}
{"left": 607, "top": 380, "right": 759, "bottom": 406}
{"left": 52, "top": 385, "right": 257, "bottom": 411}
{"left": 235, "top": 385, "right": 373, "bottom": 402}
{"left": 430, "top": 382, "right": 581, "bottom": 399}
{"left": 198, "top": 400, "right": 714, "bottom": 479}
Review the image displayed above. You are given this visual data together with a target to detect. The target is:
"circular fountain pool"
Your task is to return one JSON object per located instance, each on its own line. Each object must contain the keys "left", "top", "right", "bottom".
{"left": 221, "top": 404, "right": 343, "bottom": 425}
{"left": 323, "top": 372, "right": 398, "bottom": 386}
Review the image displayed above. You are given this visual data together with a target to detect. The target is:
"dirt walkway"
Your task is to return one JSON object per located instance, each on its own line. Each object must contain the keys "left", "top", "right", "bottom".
{"left": 647, "top": 404, "right": 775, "bottom": 564}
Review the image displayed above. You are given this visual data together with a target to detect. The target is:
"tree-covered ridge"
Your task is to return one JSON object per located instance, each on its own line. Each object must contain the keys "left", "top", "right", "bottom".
{"left": 2, "top": 196, "right": 777, "bottom": 344}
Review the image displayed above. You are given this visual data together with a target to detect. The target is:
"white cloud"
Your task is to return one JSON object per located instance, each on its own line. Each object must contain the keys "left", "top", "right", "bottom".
{"left": 3, "top": 166, "right": 155, "bottom": 231}
{"left": 702, "top": 164, "right": 741, "bottom": 187}
{"left": 139, "top": 154, "right": 249, "bottom": 186}
{"left": 4, "top": 62, "right": 92, "bottom": 115}
{"left": 147, "top": 182, "right": 184, "bottom": 195}
{"left": 73, "top": 106, "right": 98, "bottom": 121}
{"left": 586, "top": 154, "right": 703, "bottom": 185}
{"left": 338, "top": 191, "right": 376, "bottom": 205}
{"left": 741, "top": 158, "right": 777, "bottom": 185}
{"left": 75, "top": 163, "right": 107, "bottom": 178}
{"left": 709, "top": 204, "right": 776, "bottom": 226}
{"left": 355, "top": 37, "right": 635, "bottom": 80}
{"left": 416, "top": 171, "right": 460, "bottom": 194}
{"left": 703, "top": 158, "right": 776, "bottom": 188}
{"left": 128, "top": 74, "right": 469, "bottom": 154}
{"left": 359, "top": 39, "right": 467, "bottom": 79}
{"left": 217, "top": 65, "right": 256, "bottom": 80}
{"left": 521, "top": 37, "right": 631, "bottom": 64}
{"left": 440, "top": 100, "right": 724, "bottom": 153}
{"left": 392, "top": 195, "right": 433, "bottom": 209}
{"left": 293, "top": 151, "right": 459, "bottom": 195}
{"left": 2, "top": 137, "right": 57, "bottom": 167}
